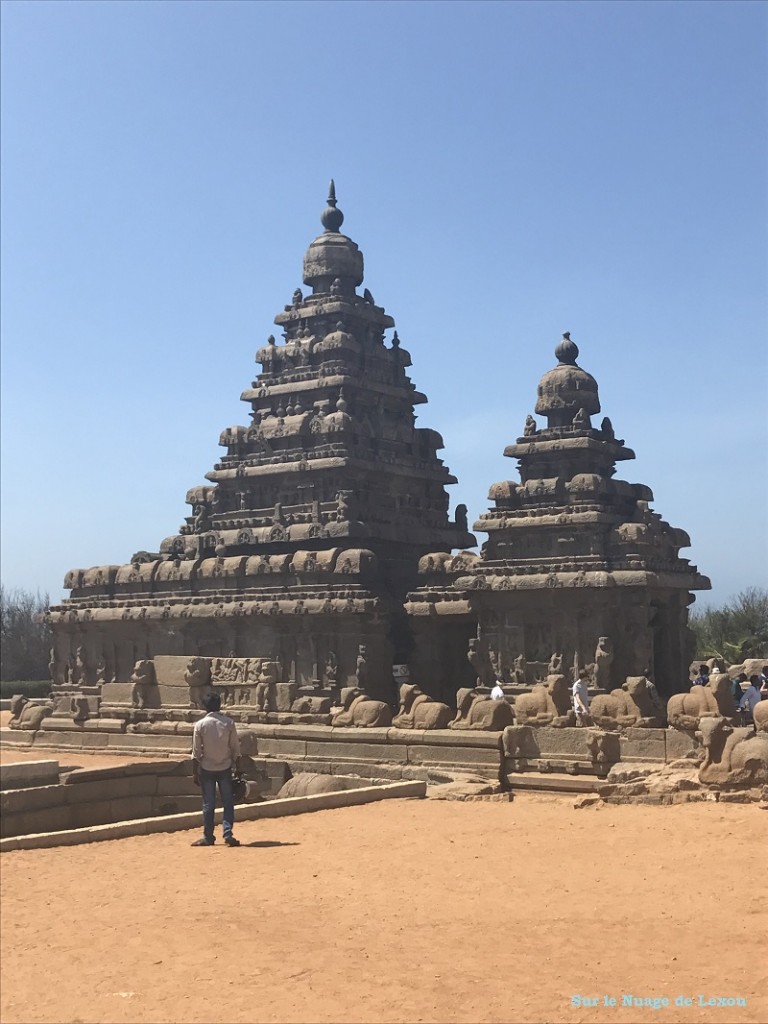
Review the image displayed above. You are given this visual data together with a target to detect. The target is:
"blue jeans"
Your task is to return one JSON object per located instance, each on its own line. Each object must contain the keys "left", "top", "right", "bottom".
{"left": 200, "top": 768, "right": 235, "bottom": 840}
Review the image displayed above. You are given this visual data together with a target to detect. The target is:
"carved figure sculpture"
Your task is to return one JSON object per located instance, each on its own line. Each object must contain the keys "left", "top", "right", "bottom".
{"left": 500, "top": 724, "right": 538, "bottom": 760}
{"left": 667, "top": 675, "right": 736, "bottom": 731}
{"left": 524, "top": 414, "right": 537, "bottom": 437}
{"left": 254, "top": 661, "right": 278, "bottom": 712}
{"left": 392, "top": 684, "right": 453, "bottom": 730}
{"left": 330, "top": 687, "right": 392, "bottom": 728}
{"left": 467, "top": 637, "right": 494, "bottom": 688}
{"left": 48, "top": 647, "right": 65, "bottom": 686}
{"left": 130, "top": 660, "right": 156, "bottom": 709}
{"left": 71, "top": 645, "right": 88, "bottom": 686}
{"left": 8, "top": 695, "right": 53, "bottom": 731}
{"left": 184, "top": 656, "right": 212, "bottom": 709}
{"left": 324, "top": 650, "right": 338, "bottom": 687}
{"left": 512, "top": 654, "right": 527, "bottom": 684}
{"left": 572, "top": 406, "right": 589, "bottom": 428}
{"left": 590, "top": 677, "right": 664, "bottom": 730}
{"left": 585, "top": 729, "right": 621, "bottom": 765}
{"left": 450, "top": 688, "right": 514, "bottom": 731}
{"left": 696, "top": 716, "right": 768, "bottom": 788}
{"left": 593, "top": 637, "right": 613, "bottom": 690}
{"left": 290, "top": 695, "right": 333, "bottom": 714}
{"left": 548, "top": 652, "right": 563, "bottom": 675}
{"left": 512, "top": 675, "right": 574, "bottom": 728}
{"left": 355, "top": 644, "right": 369, "bottom": 691}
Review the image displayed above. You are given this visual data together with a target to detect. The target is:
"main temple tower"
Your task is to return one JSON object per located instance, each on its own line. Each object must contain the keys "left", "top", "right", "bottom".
{"left": 50, "top": 185, "right": 474, "bottom": 701}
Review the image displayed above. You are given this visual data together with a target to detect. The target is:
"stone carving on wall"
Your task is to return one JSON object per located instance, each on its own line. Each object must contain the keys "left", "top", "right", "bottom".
{"left": 696, "top": 716, "right": 768, "bottom": 788}
{"left": 512, "top": 654, "right": 527, "bottom": 684}
{"left": 450, "top": 688, "right": 514, "bottom": 731}
{"left": 355, "top": 645, "right": 369, "bottom": 691}
{"left": 48, "top": 648, "right": 66, "bottom": 687}
{"left": 667, "top": 675, "right": 735, "bottom": 731}
{"left": 324, "top": 650, "right": 338, "bottom": 687}
{"left": 593, "top": 637, "right": 613, "bottom": 690}
{"left": 71, "top": 645, "right": 88, "bottom": 686}
{"left": 185, "top": 657, "right": 212, "bottom": 708}
{"left": 512, "top": 675, "right": 574, "bottom": 728}
{"left": 253, "top": 661, "right": 278, "bottom": 712}
{"left": 392, "top": 684, "right": 452, "bottom": 730}
{"left": 130, "top": 660, "right": 156, "bottom": 709}
{"left": 330, "top": 687, "right": 392, "bottom": 728}
{"left": 590, "top": 677, "right": 664, "bottom": 730}
{"left": 467, "top": 638, "right": 494, "bottom": 688}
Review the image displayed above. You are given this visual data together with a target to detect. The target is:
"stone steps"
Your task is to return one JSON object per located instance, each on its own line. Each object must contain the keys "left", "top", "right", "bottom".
{"left": 504, "top": 772, "right": 602, "bottom": 794}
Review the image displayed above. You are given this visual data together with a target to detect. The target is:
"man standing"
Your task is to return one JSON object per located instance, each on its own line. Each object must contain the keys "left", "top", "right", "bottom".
{"left": 572, "top": 669, "right": 591, "bottom": 725}
{"left": 191, "top": 691, "right": 242, "bottom": 847}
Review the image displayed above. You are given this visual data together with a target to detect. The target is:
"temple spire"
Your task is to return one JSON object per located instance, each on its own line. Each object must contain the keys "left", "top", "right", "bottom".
{"left": 321, "top": 179, "right": 344, "bottom": 233}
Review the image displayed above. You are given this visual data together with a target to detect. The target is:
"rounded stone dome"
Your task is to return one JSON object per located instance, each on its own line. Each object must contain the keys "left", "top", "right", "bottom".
{"left": 534, "top": 333, "right": 600, "bottom": 422}
{"left": 303, "top": 183, "right": 364, "bottom": 293}
{"left": 303, "top": 233, "right": 364, "bottom": 292}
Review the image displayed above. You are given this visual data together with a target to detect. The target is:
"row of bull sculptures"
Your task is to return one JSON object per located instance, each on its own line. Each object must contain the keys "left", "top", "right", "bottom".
{"left": 11, "top": 659, "right": 765, "bottom": 737}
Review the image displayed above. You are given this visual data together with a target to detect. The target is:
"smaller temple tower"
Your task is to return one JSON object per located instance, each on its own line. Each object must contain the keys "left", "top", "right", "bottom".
{"left": 406, "top": 333, "right": 710, "bottom": 700}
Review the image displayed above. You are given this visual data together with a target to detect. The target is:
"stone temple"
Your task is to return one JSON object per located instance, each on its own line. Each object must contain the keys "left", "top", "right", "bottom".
{"left": 48, "top": 184, "right": 475, "bottom": 704}
{"left": 406, "top": 332, "right": 710, "bottom": 702}
{"left": 47, "top": 184, "right": 709, "bottom": 721}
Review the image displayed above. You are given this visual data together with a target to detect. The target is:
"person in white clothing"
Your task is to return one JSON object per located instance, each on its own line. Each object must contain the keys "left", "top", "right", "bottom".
{"left": 490, "top": 679, "right": 505, "bottom": 701}
{"left": 572, "top": 670, "right": 591, "bottom": 725}
{"left": 191, "top": 691, "right": 242, "bottom": 847}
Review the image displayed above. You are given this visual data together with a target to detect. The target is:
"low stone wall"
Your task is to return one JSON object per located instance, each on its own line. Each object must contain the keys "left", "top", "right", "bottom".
{"left": 0, "top": 781, "right": 427, "bottom": 852}
{"left": 0, "top": 757, "right": 290, "bottom": 840}
{"left": 1, "top": 721, "right": 700, "bottom": 784}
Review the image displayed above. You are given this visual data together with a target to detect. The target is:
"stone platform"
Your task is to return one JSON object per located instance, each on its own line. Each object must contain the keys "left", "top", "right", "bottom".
{"left": 0, "top": 720, "right": 699, "bottom": 789}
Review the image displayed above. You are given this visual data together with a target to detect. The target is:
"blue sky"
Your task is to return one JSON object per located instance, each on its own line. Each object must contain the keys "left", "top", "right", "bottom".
{"left": 1, "top": 0, "right": 766, "bottom": 607}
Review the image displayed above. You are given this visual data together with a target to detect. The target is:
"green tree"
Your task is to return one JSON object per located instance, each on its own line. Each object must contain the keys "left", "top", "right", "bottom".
{"left": 690, "top": 587, "right": 768, "bottom": 663}
{"left": 0, "top": 587, "right": 51, "bottom": 681}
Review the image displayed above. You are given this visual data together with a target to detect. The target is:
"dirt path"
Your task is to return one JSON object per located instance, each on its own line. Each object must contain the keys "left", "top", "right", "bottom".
{"left": 1, "top": 796, "right": 764, "bottom": 1024}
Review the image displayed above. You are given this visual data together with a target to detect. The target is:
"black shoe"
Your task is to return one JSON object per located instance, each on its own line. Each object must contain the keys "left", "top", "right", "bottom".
{"left": 224, "top": 836, "right": 241, "bottom": 847}
{"left": 191, "top": 837, "right": 215, "bottom": 846}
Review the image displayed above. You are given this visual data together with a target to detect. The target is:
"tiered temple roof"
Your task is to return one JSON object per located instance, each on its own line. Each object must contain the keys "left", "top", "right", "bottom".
{"left": 49, "top": 185, "right": 474, "bottom": 697}
{"left": 406, "top": 334, "right": 710, "bottom": 697}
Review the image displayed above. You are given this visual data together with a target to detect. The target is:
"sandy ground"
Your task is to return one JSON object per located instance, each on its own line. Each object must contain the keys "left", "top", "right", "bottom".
{"left": 1, "top": 779, "right": 765, "bottom": 1024}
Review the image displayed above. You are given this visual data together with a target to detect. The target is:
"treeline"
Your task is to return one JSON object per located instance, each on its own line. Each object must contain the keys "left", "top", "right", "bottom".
{"left": 0, "top": 587, "right": 51, "bottom": 682}
{"left": 689, "top": 587, "right": 768, "bottom": 664}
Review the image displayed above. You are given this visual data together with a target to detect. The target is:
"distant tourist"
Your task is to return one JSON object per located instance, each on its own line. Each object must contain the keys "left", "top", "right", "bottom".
{"left": 490, "top": 678, "right": 505, "bottom": 701}
{"left": 692, "top": 664, "right": 710, "bottom": 686}
{"left": 572, "top": 669, "right": 591, "bottom": 724}
{"left": 191, "top": 691, "right": 242, "bottom": 847}
{"left": 739, "top": 676, "right": 763, "bottom": 720}
{"left": 760, "top": 667, "right": 768, "bottom": 700}
{"left": 732, "top": 672, "right": 748, "bottom": 705}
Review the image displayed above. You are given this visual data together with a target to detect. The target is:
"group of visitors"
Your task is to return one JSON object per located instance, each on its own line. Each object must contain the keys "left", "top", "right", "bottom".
{"left": 692, "top": 663, "right": 768, "bottom": 720}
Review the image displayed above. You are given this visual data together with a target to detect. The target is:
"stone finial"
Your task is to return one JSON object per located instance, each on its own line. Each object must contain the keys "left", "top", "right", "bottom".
{"left": 555, "top": 331, "right": 579, "bottom": 366}
{"left": 321, "top": 179, "right": 344, "bottom": 233}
